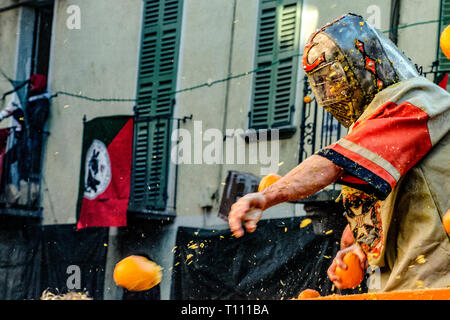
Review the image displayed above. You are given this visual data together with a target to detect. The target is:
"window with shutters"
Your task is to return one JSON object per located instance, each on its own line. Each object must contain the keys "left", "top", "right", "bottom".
{"left": 128, "top": 0, "right": 183, "bottom": 217}
{"left": 248, "top": 0, "right": 302, "bottom": 138}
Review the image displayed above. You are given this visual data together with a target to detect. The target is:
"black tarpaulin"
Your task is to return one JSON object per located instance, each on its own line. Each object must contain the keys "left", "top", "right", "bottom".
{"left": 170, "top": 216, "right": 364, "bottom": 300}
{"left": 122, "top": 285, "right": 161, "bottom": 300}
{"left": 0, "top": 217, "right": 108, "bottom": 300}
{"left": 0, "top": 216, "right": 42, "bottom": 300}
{"left": 40, "top": 224, "right": 109, "bottom": 300}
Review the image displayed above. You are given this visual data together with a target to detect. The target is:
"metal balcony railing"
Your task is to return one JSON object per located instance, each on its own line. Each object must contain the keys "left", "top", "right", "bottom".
{"left": 0, "top": 126, "right": 48, "bottom": 218}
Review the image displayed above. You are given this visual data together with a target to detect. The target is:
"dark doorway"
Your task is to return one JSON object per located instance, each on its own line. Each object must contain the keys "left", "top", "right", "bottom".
{"left": 31, "top": 3, "right": 54, "bottom": 78}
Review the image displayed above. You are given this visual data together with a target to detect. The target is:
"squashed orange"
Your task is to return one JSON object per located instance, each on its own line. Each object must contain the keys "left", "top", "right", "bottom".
{"left": 297, "top": 289, "right": 320, "bottom": 299}
{"left": 113, "top": 255, "right": 162, "bottom": 291}
{"left": 258, "top": 173, "right": 282, "bottom": 192}
{"left": 334, "top": 252, "right": 364, "bottom": 289}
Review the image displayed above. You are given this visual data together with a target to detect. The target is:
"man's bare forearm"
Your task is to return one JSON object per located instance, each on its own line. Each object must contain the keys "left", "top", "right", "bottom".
{"left": 260, "top": 155, "right": 344, "bottom": 210}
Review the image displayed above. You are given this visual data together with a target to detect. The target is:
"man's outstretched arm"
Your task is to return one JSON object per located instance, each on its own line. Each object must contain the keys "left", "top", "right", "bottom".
{"left": 228, "top": 154, "right": 344, "bottom": 238}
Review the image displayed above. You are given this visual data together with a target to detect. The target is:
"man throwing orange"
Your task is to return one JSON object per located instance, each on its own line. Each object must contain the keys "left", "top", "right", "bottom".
{"left": 228, "top": 14, "right": 449, "bottom": 292}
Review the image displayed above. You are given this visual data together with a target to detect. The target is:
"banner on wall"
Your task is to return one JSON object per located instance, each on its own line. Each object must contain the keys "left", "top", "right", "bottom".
{"left": 76, "top": 115, "right": 133, "bottom": 230}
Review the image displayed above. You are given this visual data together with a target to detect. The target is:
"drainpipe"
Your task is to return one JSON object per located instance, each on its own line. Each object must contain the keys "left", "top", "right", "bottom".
{"left": 389, "top": 0, "right": 401, "bottom": 45}
{"left": 435, "top": 0, "right": 444, "bottom": 83}
{"left": 217, "top": 0, "right": 238, "bottom": 204}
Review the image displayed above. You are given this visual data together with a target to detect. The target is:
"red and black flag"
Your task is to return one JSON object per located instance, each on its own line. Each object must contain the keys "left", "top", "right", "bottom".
{"left": 437, "top": 73, "right": 448, "bottom": 90}
{"left": 76, "top": 116, "right": 134, "bottom": 230}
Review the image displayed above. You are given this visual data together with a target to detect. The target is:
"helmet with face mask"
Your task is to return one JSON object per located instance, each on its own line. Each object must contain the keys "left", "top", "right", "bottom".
{"left": 303, "top": 13, "right": 419, "bottom": 127}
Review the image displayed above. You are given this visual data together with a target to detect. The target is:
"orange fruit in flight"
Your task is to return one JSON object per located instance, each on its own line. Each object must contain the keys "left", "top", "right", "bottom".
{"left": 113, "top": 255, "right": 162, "bottom": 291}
{"left": 258, "top": 173, "right": 282, "bottom": 192}
{"left": 440, "top": 25, "right": 450, "bottom": 60}
{"left": 334, "top": 252, "right": 364, "bottom": 289}
{"left": 297, "top": 289, "right": 321, "bottom": 299}
{"left": 303, "top": 96, "right": 312, "bottom": 104}
{"left": 443, "top": 209, "right": 450, "bottom": 234}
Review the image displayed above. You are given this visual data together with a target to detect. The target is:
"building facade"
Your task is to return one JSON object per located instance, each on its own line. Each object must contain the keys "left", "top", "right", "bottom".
{"left": 0, "top": 0, "right": 447, "bottom": 299}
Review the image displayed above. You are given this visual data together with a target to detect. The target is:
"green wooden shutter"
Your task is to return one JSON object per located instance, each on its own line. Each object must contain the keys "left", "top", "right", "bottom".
{"left": 249, "top": 0, "right": 301, "bottom": 130}
{"left": 129, "top": 0, "right": 183, "bottom": 214}
{"left": 438, "top": 0, "right": 450, "bottom": 72}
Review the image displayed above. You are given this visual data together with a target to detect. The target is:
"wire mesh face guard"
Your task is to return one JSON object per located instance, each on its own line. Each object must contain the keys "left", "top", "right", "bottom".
{"left": 303, "top": 13, "right": 419, "bottom": 128}
{"left": 309, "top": 61, "right": 351, "bottom": 107}
{"left": 305, "top": 33, "right": 362, "bottom": 128}
{"left": 308, "top": 61, "right": 358, "bottom": 128}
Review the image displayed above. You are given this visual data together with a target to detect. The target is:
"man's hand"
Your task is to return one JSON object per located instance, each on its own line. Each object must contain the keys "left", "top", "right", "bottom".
{"left": 227, "top": 155, "right": 343, "bottom": 238}
{"left": 327, "top": 243, "right": 367, "bottom": 290}
{"left": 228, "top": 193, "right": 266, "bottom": 238}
